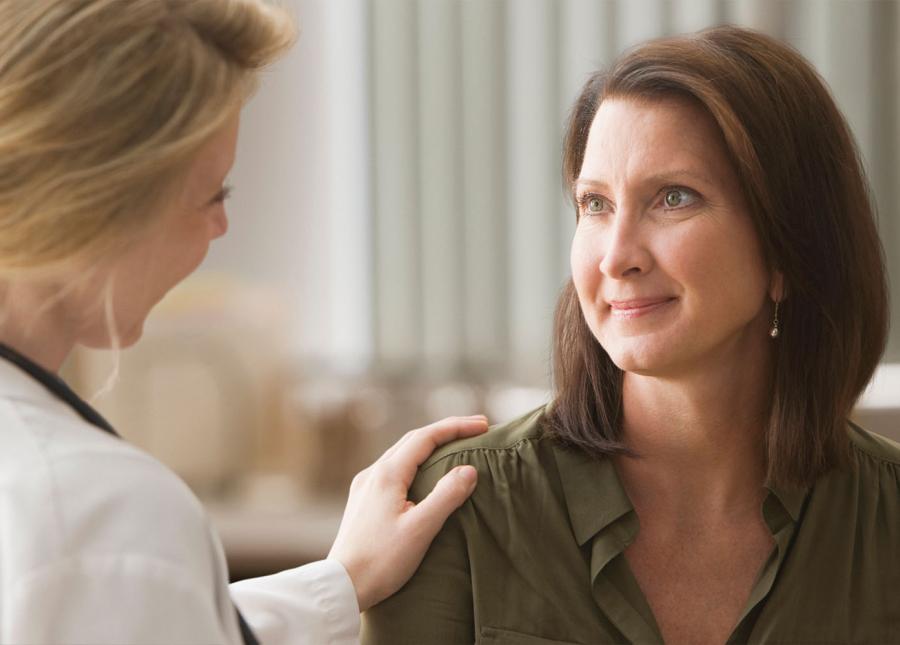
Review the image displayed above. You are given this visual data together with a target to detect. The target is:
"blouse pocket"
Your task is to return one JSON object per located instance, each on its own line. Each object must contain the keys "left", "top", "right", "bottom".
{"left": 479, "top": 626, "right": 582, "bottom": 645}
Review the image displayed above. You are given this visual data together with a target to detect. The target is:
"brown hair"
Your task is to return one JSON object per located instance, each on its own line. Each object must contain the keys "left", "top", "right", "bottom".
{"left": 545, "top": 25, "right": 889, "bottom": 488}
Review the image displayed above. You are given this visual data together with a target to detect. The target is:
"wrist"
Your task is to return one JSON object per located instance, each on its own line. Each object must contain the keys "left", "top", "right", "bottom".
{"left": 328, "top": 552, "right": 373, "bottom": 612}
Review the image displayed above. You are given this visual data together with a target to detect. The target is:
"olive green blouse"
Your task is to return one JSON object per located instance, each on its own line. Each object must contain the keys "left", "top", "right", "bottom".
{"left": 362, "top": 406, "right": 900, "bottom": 644}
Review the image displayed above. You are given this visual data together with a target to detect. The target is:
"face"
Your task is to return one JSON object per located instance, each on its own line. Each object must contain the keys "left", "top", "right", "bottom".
{"left": 571, "top": 97, "right": 777, "bottom": 377}
{"left": 74, "top": 112, "right": 240, "bottom": 348}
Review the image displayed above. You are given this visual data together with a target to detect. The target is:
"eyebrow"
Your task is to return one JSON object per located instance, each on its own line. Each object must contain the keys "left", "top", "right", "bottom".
{"left": 574, "top": 169, "right": 718, "bottom": 191}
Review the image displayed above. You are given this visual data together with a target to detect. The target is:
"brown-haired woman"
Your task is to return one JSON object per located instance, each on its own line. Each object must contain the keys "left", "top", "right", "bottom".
{"left": 363, "top": 26, "right": 899, "bottom": 644}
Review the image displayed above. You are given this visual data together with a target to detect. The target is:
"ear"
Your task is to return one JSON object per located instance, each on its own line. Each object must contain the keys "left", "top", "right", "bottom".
{"left": 769, "top": 271, "right": 786, "bottom": 302}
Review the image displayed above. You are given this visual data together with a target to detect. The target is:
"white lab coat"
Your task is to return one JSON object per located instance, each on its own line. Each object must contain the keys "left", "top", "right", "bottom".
{"left": 0, "top": 358, "right": 360, "bottom": 644}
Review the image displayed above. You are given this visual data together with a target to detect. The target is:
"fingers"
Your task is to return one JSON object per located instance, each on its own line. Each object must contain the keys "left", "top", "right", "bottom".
{"left": 389, "top": 415, "right": 488, "bottom": 469}
{"left": 406, "top": 465, "right": 478, "bottom": 539}
{"left": 378, "top": 415, "right": 488, "bottom": 465}
{"left": 362, "top": 415, "right": 487, "bottom": 497}
{"left": 329, "top": 416, "right": 488, "bottom": 612}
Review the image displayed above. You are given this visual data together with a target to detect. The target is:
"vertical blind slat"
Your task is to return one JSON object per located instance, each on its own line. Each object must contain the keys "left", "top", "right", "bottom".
{"left": 671, "top": 0, "right": 721, "bottom": 34}
{"left": 729, "top": 0, "right": 785, "bottom": 36}
{"left": 616, "top": 0, "right": 667, "bottom": 50}
{"left": 324, "top": 0, "right": 373, "bottom": 370}
{"left": 461, "top": 0, "right": 509, "bottom": 373}
{"left": 506, "top": 0, "right": 562, "bottom": 380}
{"left": 371, "top": 0, "right": 422, "bottom": 367}
{"left": 418, "top": 0, "right": 464, "bottom": 372}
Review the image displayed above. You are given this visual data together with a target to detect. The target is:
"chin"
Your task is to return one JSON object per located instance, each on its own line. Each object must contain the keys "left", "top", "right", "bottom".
{"left": 80, "top": 320, "right": 145, "bottom": 350}
{"left": 116, "top": 319, "right": 145, "bottom": 348}
{"left": 602, "top": 339, "right": 684, "bottom": 377}
{"left": 607, "top": 355, "right": 658, "bottom": 376}
{"left": 117, "top": 330, "right": 143, "bottom": 349}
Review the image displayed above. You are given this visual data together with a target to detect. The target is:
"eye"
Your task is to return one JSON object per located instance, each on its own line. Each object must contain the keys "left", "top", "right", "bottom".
{"left": 210, "top": 184, "right": 233, "bottom": 206}
{"left": 578, "top": 193, "right": 609, "bottom": 216}
{"left": 660, "top": 187, "right": 698, "bottom": 210}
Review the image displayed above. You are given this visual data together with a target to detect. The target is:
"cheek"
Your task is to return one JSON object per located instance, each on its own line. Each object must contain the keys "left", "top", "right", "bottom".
{"left": 170, "top": 220, "right": 215, "bottom": 275}
{"left": 184, "top": 232, "right": 211, "bottom": 270}
{"left": 674, "top": 221, "right": 769, "bottom": 318}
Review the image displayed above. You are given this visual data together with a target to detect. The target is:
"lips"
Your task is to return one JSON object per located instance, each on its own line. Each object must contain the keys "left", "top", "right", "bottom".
{"left": 607, "top": 297, "right": 676, "bottom": 319}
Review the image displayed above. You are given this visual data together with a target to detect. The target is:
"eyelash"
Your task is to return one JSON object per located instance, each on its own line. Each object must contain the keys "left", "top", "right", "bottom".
{"left": 212, "top": 185, "right": 233, "bottom": 204}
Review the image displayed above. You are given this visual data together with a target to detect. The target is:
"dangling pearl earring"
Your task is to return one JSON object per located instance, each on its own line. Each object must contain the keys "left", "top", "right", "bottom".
{"left": 769, "top": 300, "right": 780, "bottom": 339}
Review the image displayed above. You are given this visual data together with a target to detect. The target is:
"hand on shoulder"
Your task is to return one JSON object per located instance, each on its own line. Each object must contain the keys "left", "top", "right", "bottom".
{"left": 327, "top": 415, "right": 488, "bottom": 612}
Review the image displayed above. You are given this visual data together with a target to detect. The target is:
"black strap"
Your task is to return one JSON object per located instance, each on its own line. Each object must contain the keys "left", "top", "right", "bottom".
{"left": 0, "top": 343, "right": 261, "bottom": 645}
{"left": 0, "top": 343, "right": 119, "bottom": 436}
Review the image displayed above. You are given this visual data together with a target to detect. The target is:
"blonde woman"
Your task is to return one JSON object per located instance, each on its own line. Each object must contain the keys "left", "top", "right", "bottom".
{"left": 0, "top": 1, "right": 485, "bottom": 643}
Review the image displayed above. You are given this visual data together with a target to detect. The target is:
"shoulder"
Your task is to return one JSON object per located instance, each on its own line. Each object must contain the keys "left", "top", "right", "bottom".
{"left": 0, "top": 394, "right": 199, "bottom": 515}
{"left": 804, "top": 421, "right": 900, "bottom": 543}
{"left": 0, "top": 396, "right": 215, "bottom": 583}
{"left": 421, "top": 405, "right": 549, "bottom": 471}
{"left": 411, "top": 406, "right": 554, "bottom": 500}
{"left": 811, "top": 422, "right": 900, "bottom": 504}
{"left": 841, "top": 422, "right": 900, "bottom": 513}
{"left": 847, "top": 420, "right": 900, "bottom": 467}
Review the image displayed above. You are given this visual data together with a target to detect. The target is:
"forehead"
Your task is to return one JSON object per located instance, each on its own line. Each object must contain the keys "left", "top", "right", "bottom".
{"left": 578, "top": 96, "right": 735, "bottom": 186}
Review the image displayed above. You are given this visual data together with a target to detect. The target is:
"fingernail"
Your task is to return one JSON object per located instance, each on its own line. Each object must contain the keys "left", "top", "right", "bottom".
{"left": 456, "top": 465, "right": 477, "bottom": 485}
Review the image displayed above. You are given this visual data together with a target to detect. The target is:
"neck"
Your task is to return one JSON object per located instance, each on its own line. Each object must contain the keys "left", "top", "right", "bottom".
{"left": 616, "top": 351, "right": 772, "bottom": 518}
{"left": 0, "top": 282, "right": 77, "bottom": 373}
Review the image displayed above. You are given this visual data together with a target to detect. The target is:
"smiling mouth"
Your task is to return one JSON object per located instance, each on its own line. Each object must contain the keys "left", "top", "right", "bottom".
{"left": 607, "top": 297, "right": 677, "bottom": 319}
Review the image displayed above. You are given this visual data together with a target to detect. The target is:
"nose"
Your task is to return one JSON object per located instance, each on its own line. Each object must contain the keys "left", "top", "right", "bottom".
{"left": 597, "top": 208, "right": 652, "bottom": 279}
{"left": 210, "top": 209, "right": 228, "bottom": 239}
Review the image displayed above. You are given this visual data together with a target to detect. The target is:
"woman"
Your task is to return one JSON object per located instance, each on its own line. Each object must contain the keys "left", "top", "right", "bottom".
{"left": 0, "top": 1, "right": 487, "bottom": 643}
{"left": 362, "top": 26, "right": 899, "bottom": 645}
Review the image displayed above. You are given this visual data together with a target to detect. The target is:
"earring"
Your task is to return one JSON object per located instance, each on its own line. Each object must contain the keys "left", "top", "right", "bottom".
{"left": 769, "top": 301, "right": 780, "bottom": 339}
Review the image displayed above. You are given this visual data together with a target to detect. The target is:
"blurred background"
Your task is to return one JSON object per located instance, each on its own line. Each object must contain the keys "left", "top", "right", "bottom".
{"left": 66, "top": 0, "right": 899, "bottom": 580}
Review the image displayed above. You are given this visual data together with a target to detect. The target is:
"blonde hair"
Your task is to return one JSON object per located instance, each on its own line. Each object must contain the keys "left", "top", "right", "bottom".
{"left": 0, "top": 0, "right": 296, "bottom": 275}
